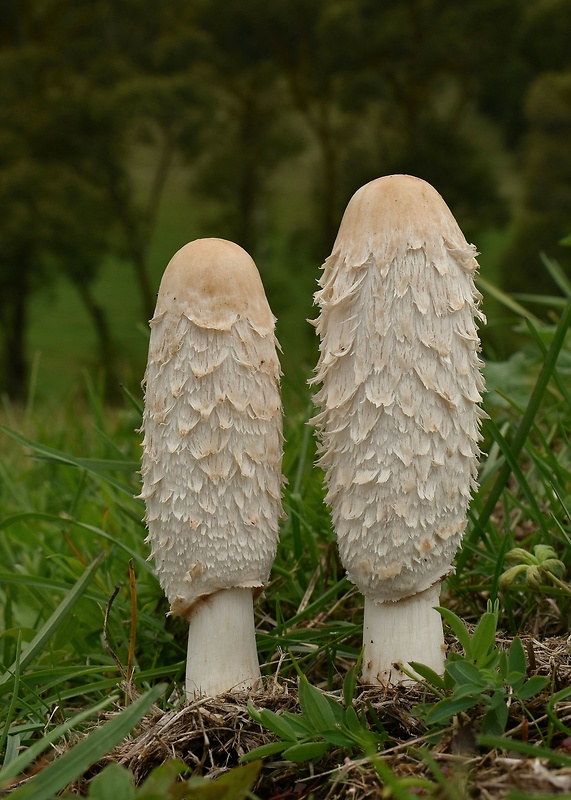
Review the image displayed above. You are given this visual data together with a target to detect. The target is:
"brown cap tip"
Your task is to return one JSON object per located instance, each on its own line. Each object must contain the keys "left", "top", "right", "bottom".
{"left": 154, "top": 238, "right": 274, "bottom": 333}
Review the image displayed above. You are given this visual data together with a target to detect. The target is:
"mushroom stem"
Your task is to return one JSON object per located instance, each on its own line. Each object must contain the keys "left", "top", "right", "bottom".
{"left": 362, "top": 583, "right": 444, "bottom": 685}
{"left": 185, "top": 588, "right": 261, "bottom": 698}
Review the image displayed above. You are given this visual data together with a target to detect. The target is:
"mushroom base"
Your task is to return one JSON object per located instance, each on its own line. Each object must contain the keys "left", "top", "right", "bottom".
{"left": 185, "top": 587, "right": 262, "bottom": 698}
{"left": 362, "top": 583, "right": 445, "bottom": 685}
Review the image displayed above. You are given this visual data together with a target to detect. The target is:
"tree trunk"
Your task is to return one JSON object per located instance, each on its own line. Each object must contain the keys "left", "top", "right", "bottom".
{"left": 73, "top": 278, "right": 122, "bottom": 401}
{"left": 236, "top": 96, "right": 259, "bottom": 256}
{"left": 3, "top": 262, "right": 29, "bottom": 401}
{"left": 73, "top": 279, "right": 114, "bottom": 367}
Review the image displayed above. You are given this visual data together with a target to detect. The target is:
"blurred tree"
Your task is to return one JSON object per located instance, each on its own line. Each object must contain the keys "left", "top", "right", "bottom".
{"left": 501, "top": 0, "right": 571, "bottom": 295}
{"left": 0, "top": 0, "right": 202, "bottom": 397}
{"left": 260, "top": 0, "right": 382, "bottom": 254}
{"left": 502, "top": 69, "right": 571, "bottom": 295}
{"left": 361, "top": 0, "right": 509, "bottom": 233}
{"left": 259, "top": 0, "right": 510, "bottom": 252}
{"left": 181, "top": 0, "right": 300, "bottom": 258}
{"left": 85, "top": 0, "right": 204, "bottom": 320}
{"left": 0, "top": 11, "right": 115, "bottom": 399}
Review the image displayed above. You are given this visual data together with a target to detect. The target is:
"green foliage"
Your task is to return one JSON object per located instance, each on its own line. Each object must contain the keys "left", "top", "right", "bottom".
{"left": 500, "top": 544, "right": 568, "bottom": 593}
{"left": 411, "top": 603, "right": 549, "bottom": 736}
{"left": 243, "top": 667, "right": 386, "bottom": 763}
{"left": 502, "top": 66, "right": 571, "bottom": 297}
{"left": 60, "top": 760, "right": 261, "bottom": 800}
{"left": 1, "top": 685, "right": 166, "bottom": 800}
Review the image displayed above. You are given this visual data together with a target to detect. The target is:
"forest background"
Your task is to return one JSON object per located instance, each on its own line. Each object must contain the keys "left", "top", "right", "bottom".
{"left": 1, "top": 0, "right": 571, "bottom": 406}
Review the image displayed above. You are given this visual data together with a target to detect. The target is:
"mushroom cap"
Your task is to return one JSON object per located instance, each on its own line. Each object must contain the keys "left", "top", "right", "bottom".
{"left": 331, "top": 174, "right": 473, "bottom": 267}
{"left": 154, "top": 237, "right": 274, "bottom": 334}
{"left": 311, "top": 175, "right": 486, "bottom": 602}
{"left": 141, "top": 238, "right": 284, "bottom": 617}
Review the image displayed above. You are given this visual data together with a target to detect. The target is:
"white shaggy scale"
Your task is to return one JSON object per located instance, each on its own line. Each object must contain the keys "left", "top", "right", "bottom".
{"left": 311, "top": 176, "right": 486, "bottom": 681}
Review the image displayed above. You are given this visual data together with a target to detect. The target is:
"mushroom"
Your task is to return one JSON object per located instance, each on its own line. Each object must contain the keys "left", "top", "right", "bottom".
{"left": 310, "top": 175, "right": 486, "bottom": 683}
{"left": 140, "top": 238, "right": 284, "bottom": 697}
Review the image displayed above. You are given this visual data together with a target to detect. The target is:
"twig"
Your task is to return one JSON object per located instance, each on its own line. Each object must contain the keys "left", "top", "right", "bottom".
{"left": 127, "top": 559, "right": 137, "bottom": 683}
{"left": 103, "top": 586, "right": 128, "bottom": 682}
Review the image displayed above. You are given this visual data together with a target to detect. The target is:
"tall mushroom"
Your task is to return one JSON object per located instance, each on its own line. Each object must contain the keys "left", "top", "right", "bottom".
{"left": 311, "top": 175, "right": 486, "bottom": 683}
{"left": 140, "top": 238, "right": 284, "bottom": 697}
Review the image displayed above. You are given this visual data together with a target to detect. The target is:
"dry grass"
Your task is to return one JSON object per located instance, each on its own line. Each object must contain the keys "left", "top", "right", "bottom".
{"left": 53, "top": 633, "right": 571, "bottom": 799}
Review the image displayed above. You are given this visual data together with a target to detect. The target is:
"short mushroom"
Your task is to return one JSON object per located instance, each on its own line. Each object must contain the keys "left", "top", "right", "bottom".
{"left": 140, "top": 238, "right": 284, "bottom": 697}
{"left": 310, "top": 175, "right": 486, "bottom": 683}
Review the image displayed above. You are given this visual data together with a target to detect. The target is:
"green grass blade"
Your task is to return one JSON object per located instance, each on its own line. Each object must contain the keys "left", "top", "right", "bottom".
{"left": 4, "top": 684, "right": 166, "bottom": 800}
{"left": 524, "top": 317, "right": 571, "bottom": 408}
{"left": 0, "top": 695, "right": 118, "bottom": 783}
{"left": 484, "top": 418, "right": 550, "bottom": 538}
{"left": 3, "top": 736, "right": 21, "bottom": 771}
{"left": 476, "top": 277, "right": 542, "bottom": 323}
{"left": 460, "top": 297, "right": 571, "bottom": 568}
{"left": 0, "top": 428, "right": 137, "bottom": 497}
{"left": 540, "top": 253, "right": 571, "bottom": 297}
{"left": 0, "top": 633, "right": 22, "bottom": 756}
{"left": 0, "top": 553, "right": 105, "bottom": 688}
{"left": 478, "top": 734, "right": 571, "bottom": 767}
{"left": 0, "top": 514, "right": 151, "bottom": 574}
{"left": 513, "top": 293, "right": 567, "bottom": 308}
{"left": 120, "top": 384, "right": 144, "bottom": 416}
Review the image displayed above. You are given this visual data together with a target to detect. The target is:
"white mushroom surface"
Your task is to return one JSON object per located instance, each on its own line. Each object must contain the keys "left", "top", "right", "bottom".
{"left": 140, "top": 238, "right": 284, "bottom": 620}
{"left": 311, "top": 175, "right": 486, "bottom": 679}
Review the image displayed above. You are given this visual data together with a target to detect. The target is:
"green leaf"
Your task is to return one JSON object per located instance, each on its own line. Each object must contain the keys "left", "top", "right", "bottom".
{"left": 87, "top": 764, "right": 134, "bottom": 800}
{"left": 344, "top": 706, "right": 364, "bottom": 737}
{"left": 446, "top": 660, "right": 487, "bottom": 688}
{"left": 463, "top": 296, "right": 571, "bottom": 563}
{"left": 516, "top": 675, "right": 550, "bottom": 701}
{"left": 320, "top": 727, "right": 356, "bottom": 747}
{"left": 426, "top": 696, "right": 480, "bottom": 725}
{"left": 137, "top": 759, "right": 186, "bottom": 799}
{"left": 5, "top": 684, "right": 166, "bottom": 800}
{"left": 481, "top": 698, "right": 509, "bottom": 736}
{"left": 436, "top": 608, "right": 472, "bottom": 654}
{"left": 257, "top": 709, "right": 298, "bottom": 743}
{"left": 0, "top": 632, "right": 22, "bottom": 757}
{"left": 246, "top": 700, "right": 263, "bottom": 725}
{"left": 470, "top": 613, "right": 498, "bottom": 665}
{"left": 541, "top": 253, "right": 571, "bottom": 297}
{"left": 451, "top": 683, "right": 491, "bottom": 700}
{"left": 560, "top": 233, "right": 571, "bottom": 246}
{"left": 507, "top": 638, "right": 526, "bottom": 677}
{"left": 342, "top": 663, "right": 358, "bottom": 708}
{"left": 298, "top": 678, "right": 341, "bottom": 731}
{"left": 0, "top": 428, "right": 137, "bottom": 497}
{"left": 475, "top": 276, "right": 542, "bottom": 323}
{"left": 192, "top": 761, "right": 261, "bottom": 799}
{"left": 0, "top": 514, "right": 152, "bottom": 575}
{"left": 408, "top": 661, "right": 446, "bottom": 691}
{"left": 547, "top": 686, "right": 571, "bottom": 736}
{"left": 280, "top": 711, "right": 314, "bottom": 737}
{"left": 478, "top": 735, "right": 571, "bottom": 767}
{"left": 240, "top": 742, "right": 288, "bottom": 763}
{"left": 281, "top": 741, "right": 330, "bottom": 762}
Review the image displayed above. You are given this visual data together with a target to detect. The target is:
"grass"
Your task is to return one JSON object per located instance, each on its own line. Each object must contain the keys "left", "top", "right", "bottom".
{"left": 1, "top": 271, "right": 571, "bottom": 797}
